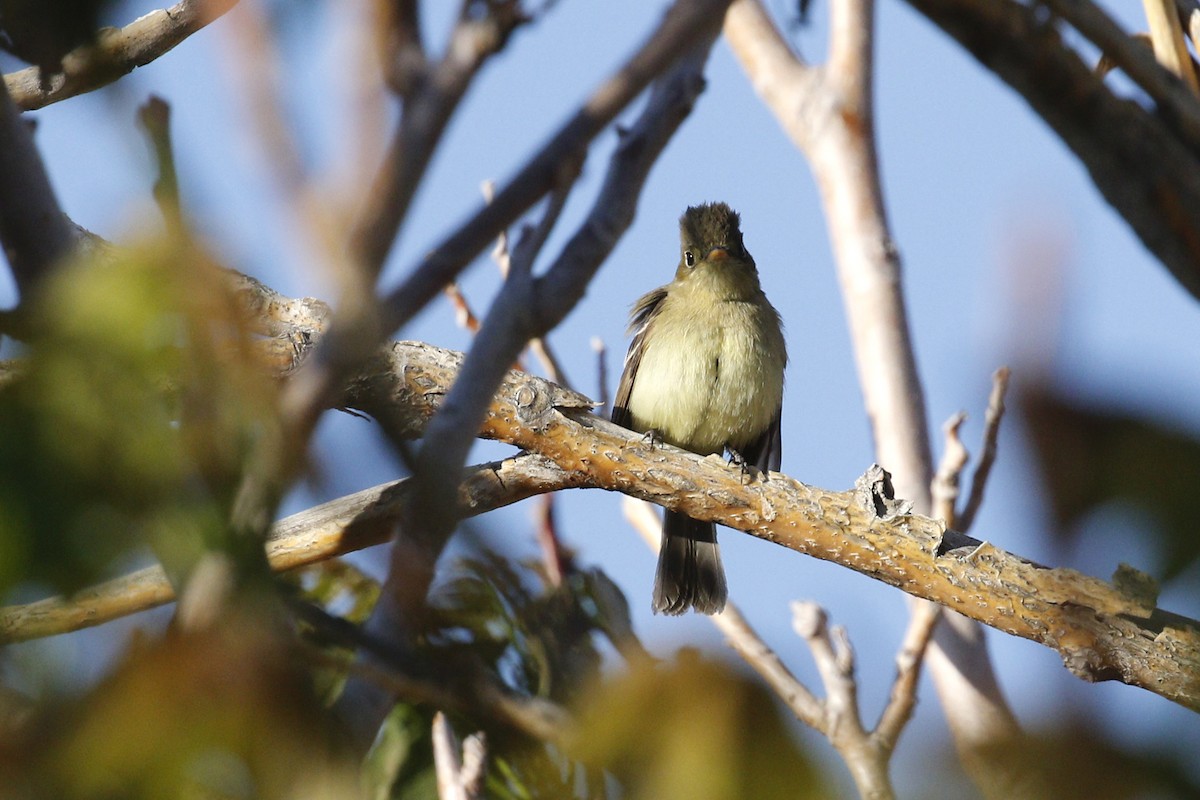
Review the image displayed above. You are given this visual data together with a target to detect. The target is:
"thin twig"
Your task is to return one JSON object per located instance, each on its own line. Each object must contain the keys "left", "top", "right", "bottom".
{"left": 957, "top": 367, "right": 1011, "bottom": 532}
{"left": 482, "top": 180, "right": 572, "bottom": 388}
{"left": 932, "top": 411, "right": 968, "bottom": 526}
{"left": 874, "top": 599, "right": 941, "bottom": 751}
{"left": 137, "top": 96, "right": 185, "bottom": 237}
{"left": 433, "top": 713, "right": 486, "bottom": 800}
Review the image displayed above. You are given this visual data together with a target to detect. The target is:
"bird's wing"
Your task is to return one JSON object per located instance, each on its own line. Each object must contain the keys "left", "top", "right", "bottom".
{"left": 611, "top": 286, "right": 668, "bottom": 429}
{"left": 740, "top": 405, "right": 783, "bottom": 473}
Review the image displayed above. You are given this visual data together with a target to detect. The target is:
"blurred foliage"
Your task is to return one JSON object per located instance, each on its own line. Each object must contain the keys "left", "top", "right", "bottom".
{"left": 967, "top": 715, "right": 1200, "bottom": 800}
{"left": 0, "top": 611, "right": 360, "bottom": 800}
{"left": 0, "top": 237, "right": 280, "bottom": 595}
{"left": 1021, "top": 386, "right": 1200, "bottom": 580}
{"left": 572, "top": 649, "right": 828, "bottom": 800}
{"left": 360, "top": 540, "right": 638, "bottom": 798}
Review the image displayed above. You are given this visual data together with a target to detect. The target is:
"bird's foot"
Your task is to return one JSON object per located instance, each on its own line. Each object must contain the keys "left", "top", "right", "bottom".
{"left": 641, "top": 428, "right": 664, "bottom": 448}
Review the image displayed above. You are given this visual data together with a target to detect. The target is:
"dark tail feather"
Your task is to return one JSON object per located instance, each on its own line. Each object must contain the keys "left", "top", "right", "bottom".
{"left": 652, "top": 511, "right": 727, "bottom": 615}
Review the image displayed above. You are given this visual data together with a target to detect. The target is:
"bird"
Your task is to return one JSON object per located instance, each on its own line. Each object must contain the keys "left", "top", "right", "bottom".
{"left": 612, "top": 202, "right": 786, "bottom": 615}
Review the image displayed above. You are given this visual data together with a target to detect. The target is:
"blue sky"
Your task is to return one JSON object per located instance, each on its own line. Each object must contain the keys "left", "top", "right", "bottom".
{"left": 4, "top": 0, "right": 1199, "bottom": 793}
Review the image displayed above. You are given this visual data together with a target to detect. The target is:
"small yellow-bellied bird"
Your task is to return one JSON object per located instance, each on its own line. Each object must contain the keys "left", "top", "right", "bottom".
{"left": 612, "top": 202, "right": 787, "bottom": 615}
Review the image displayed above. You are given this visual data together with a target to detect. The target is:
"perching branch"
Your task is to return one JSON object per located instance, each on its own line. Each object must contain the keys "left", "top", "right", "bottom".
{"left": 4, "top": 339, "right": 1199, "bottom": 709}
{"left": 3, "top": 0, "right": 239, "bottom": 111}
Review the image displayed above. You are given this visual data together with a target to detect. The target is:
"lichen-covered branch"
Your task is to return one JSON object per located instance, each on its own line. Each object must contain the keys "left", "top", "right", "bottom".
{"left": 4, "top": 336, "right": 1198, "bottom": 709}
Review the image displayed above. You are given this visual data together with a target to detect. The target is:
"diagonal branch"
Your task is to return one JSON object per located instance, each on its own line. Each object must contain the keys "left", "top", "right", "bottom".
{"left": 0, "top": 451, "right": 579, "bottom": 643}
{"left": 4, "top": 339, "right": 1199, "bottom": 711}
{"left": 0, "top": 82, "right": 75, "bottom": 297}
{"left": 907, "top": 0, "right": 1200, "bottom": 301}
{"left": 3, "top": 0, "right": 240, "bottom": 111}
{"left": 281, "top": 0, "right": 736, "bottom": 435}
{"left": 336, "top": 34, "right": 723, "bottom": 749}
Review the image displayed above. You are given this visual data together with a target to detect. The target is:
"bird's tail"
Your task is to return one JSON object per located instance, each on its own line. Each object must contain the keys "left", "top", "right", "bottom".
{"left": 652, "top": 511, "right": 727, "bottom": 615}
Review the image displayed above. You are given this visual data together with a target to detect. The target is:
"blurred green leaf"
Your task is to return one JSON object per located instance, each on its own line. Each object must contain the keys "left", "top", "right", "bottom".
{"left": 572, "top": 650, "right": 828, "bottom": 800}
{"left": 1021, "top": 387, "right": 1200, "bottom": 580}
{"left": 0, "top": 237, "right": 280, "bottom": 595}
{"left": 969, "top": 715, "right": 1200, "bottom": 800}
{"left": 0, "top": 613, "right": 359, "bottom": 799}
{"left": 362, "top": 704, "right": 437, "bottom": 800}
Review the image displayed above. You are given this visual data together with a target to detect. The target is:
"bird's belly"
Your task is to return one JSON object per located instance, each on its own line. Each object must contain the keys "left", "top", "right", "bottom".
{"left": 625, "top": 304, "right": 783, "bottom": 455}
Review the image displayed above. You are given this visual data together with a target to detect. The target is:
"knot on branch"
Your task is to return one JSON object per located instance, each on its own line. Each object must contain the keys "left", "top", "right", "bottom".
{"left": 854, "top": 464, "right": 912, "bottom": 521}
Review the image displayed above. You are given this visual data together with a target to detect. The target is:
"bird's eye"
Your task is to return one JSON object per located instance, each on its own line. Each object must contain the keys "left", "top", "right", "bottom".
{"left": 684, "top": 250, "right": 695, "bottom": 267}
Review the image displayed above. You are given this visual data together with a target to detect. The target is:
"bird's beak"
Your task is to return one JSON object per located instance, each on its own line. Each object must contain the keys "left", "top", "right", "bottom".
{"left": 707, "top": 247, "right": 729, "bottom": 261}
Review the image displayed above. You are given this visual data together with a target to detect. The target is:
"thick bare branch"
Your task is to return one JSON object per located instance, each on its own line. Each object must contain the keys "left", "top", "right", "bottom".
{"left": 724, "top": 2, "right": 1022, "bottom": 790}
{"left": 907, "top": 0, "right": 1200, "bottom": 301}
{"left": 3, "top": 0, "right": 239, "bottom": 111}
{"left": 0, "top": 83, "right": 75, "bottom": 297}
{"left": 4, "top": 339, "right": 1198, "bottom": 709}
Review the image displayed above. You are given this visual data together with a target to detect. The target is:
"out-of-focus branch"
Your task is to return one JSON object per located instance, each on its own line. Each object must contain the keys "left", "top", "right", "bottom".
{"left": 1144, "top": 0, "right": 1200, "bottom": 91}
{"left": 281, "top": 0, "right": 736, "bottom": 439}
{"left": 3, "top": 0, "right": 239, "bottom": 111}
{"left": 723, "top": 0, "right": 1020, "bottom": 792}
{"left": 0, "top": 451, "right": 580, "bottom": 643}
{"left": 350, "top": 3, "right": 526, "bottom": 285}
{"left": 337, "top": 34, "right": 722, "bottom": 749}
{"left": 957, "top": 367, "right": 1010, "bottom": 531}
{"left": 907, "top": 0, "right": 1200, "bottom": 302}
{"left": 0, "top": 82, "right": 75, "bottom": 298}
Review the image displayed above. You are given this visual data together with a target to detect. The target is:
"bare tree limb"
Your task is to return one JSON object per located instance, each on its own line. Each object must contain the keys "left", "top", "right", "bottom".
{"left": 1144, "top": 0, "right": 1200, "bottom": 91}
{"left": 4, "top": 338, "right": 1198, "bottom": 711}
{"left": 0, "top": 452, "right": 579, "bottom": 643}
{"left": 348, "top": 342, "right": 1200, "bottom": 710}
{"left": 723, "top": 1, "right": 1023, "bottom": 792}
{"left": 0, "top": 81, "right": 75, "bottom": 297}
{"left": 3, "top": 0, "right": 239, "bottom": 111}
{"left": 907, "top": 0, "right": 1200, "bottom": 301}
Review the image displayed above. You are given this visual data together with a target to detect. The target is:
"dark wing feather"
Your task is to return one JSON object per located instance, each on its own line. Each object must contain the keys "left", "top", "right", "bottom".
{"left": 739, "top": 405, "right": 783, "bottom": 473}
{"left": 611, "top": 287, "right": 668, "bottom": 429}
